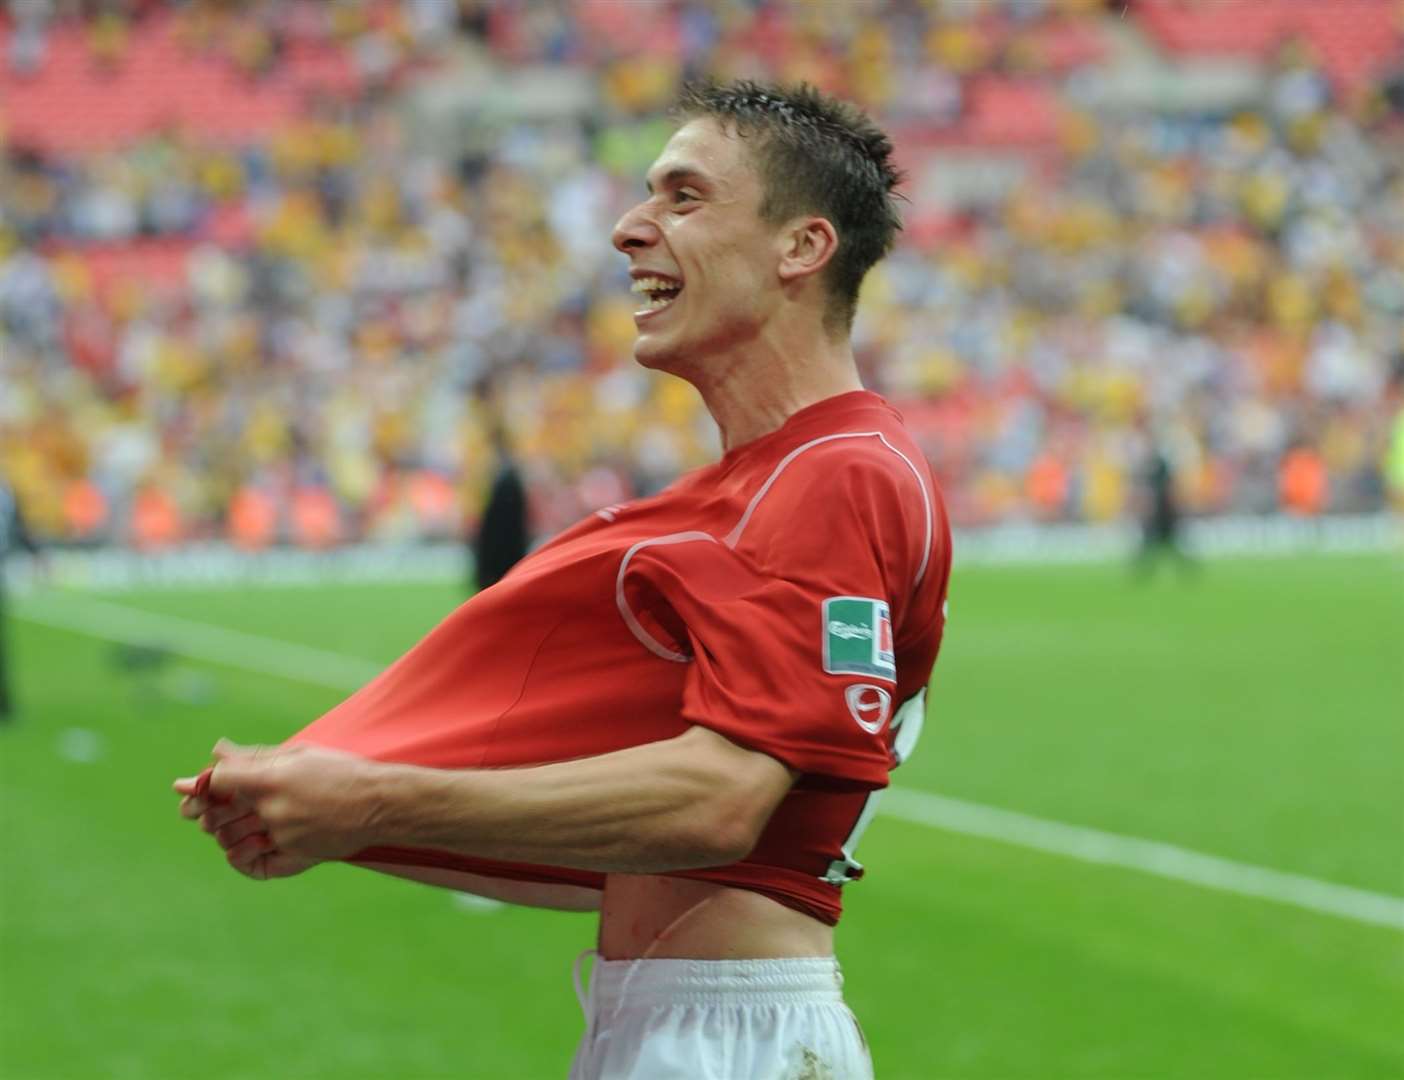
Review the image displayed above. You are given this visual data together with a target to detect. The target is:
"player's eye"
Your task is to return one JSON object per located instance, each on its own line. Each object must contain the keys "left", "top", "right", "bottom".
{"left": 673, "top": 189, "right": 699, "bottom": 204}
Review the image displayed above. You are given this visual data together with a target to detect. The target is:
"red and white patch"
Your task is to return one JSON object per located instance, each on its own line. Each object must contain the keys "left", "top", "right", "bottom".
{"left": 845, "top": 683, "right": 892, "bottom": 735}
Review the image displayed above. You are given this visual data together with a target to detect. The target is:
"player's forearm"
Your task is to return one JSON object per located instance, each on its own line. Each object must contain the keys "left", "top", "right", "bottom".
{"left": 364, "top": 732, "right": 776, "bottom": 874}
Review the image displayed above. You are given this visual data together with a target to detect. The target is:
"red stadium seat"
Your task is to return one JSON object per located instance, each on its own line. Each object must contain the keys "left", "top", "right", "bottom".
{"left": 0, "top": 12, "right": 350, "bottom": 153}
{"left": 1135, "top": 0, "right": 1401, "bottom": 94}
{"left": 42, "top": 240, "right": 193, "bottom": 295}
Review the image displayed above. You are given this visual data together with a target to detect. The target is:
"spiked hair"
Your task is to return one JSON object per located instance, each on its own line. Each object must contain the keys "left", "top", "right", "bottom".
{"left": 672, "top": 79, "right": 905, "bottom": 334}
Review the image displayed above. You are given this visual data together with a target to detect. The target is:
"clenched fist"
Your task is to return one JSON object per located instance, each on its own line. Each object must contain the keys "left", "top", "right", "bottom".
{"left": 174, "top": 739, "right": 383, "bottom": 879}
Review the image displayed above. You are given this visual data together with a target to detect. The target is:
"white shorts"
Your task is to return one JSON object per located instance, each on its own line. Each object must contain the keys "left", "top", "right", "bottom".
{"left": 568, "top": 952, "right": 874, "bottom": 1080}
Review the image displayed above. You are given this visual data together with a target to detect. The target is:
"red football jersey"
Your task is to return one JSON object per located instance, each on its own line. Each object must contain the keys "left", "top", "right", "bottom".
{"left": 290, "top": 390, "right": 951, "bottom": 924}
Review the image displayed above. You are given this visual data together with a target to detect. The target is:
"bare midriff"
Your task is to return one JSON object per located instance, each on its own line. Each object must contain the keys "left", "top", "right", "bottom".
{"left": 598, "top": 874, "right": 834, "bottom": 960}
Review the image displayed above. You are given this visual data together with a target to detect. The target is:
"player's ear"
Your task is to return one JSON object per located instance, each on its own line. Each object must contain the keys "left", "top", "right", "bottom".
{"left": 777, "top": 216, "right": 838, "bottom": 284}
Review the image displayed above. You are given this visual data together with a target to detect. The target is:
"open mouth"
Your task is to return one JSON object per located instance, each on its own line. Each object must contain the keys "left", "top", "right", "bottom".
{"left": 630, "top": 275, "right": 684, "bottom": 315}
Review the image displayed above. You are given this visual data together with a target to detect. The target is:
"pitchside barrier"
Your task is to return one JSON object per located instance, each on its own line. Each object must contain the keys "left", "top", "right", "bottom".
{"left": 4, "top": 513, "right": 1400, "bottom": 593}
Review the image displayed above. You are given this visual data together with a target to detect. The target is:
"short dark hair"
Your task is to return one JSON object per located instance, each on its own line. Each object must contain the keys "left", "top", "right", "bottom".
{"left": 672, "top": 79, "right": 905, "bottom": 334}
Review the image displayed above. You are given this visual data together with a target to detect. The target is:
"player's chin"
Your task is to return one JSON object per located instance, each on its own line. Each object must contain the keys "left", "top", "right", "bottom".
{"left": 631, "top": 334, "right": 680, "bottom": 373}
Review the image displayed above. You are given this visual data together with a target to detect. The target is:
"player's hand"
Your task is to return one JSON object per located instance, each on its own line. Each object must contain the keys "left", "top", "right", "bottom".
{"left": 174, "top": 763, "right": 317, "bottom": 881}
{"left": 197, "top": 739, "right": 383, "bottom": 865}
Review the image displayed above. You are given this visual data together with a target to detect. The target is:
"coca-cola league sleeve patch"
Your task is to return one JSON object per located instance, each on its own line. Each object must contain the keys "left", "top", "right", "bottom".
{"left": 821, "top": 597, "right": 896, "bottom": 681}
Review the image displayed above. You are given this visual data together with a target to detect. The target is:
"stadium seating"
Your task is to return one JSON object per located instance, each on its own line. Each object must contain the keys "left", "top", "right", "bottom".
{"left": 1136, "top": 0, "right": 1400, "bottom": 93}
{"left": 2, "top": 0, "right": 1401, "bottom": 547}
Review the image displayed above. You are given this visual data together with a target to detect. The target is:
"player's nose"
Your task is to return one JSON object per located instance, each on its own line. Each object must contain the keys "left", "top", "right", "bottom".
{"left": 612, "top": 201, "right": 659, "bottom": 254}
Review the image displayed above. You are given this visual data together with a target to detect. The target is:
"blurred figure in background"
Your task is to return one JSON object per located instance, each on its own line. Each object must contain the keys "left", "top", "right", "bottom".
{"left": 1390, "top": 392, "right": 1404, "bottom": 512}
{"left": 1279, "top": 440, "right": 1329, "bottom": 519}
{"left": 1133, "top": 426, "right": 1194, "bottom": 579}
{"left": 471, "top": 401, "right": 530, "bottom": 594}
{"left": 0, "top": 476, "right": 42, "bottom": 722}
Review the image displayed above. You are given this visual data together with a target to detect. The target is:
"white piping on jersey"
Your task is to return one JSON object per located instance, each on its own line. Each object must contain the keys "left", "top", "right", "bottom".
{"left": 878, "top": 432, "right": 934, "bottom": 587}
{"left": 615, "top": 530, "right": 718, "bottom": 662}
{"left": 615, "top": 430, "right": 936, "bottom": 660}
{"left": 721, "top": 430, "right": 934, "bottom": 588}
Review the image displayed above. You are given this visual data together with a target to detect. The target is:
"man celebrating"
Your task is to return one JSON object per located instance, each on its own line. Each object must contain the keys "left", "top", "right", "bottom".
{"left": 176, "top": 80, "right": 951, "bottom": 1080}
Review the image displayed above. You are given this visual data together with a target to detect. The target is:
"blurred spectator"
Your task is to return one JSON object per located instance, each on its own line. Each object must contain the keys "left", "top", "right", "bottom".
{"left": 6, "top": 0, "right": 53, "bottom": 77}
{"left": 472, "top": 413, "right": 529, "bottom": 593}
{"left": 0, "top": 476, "right": 42, "bottom": 721}
{"left": 1, "top": 0, "right": 1401, "bottom": 549}
{"left": 1133, "top": 426, "right": 1194, "bottom": 577}
{"left": 1279, "top": 442, "right": 1329, "bottom": 517}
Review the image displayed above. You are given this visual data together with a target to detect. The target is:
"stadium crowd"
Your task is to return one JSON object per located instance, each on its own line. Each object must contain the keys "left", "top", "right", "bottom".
{"left": 2, "top": 0, "right": 1402, "bottom": 549}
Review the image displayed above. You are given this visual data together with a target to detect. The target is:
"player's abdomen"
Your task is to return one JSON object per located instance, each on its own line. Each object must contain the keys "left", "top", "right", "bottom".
{"left": 598, "top": 874, "right": 834, "bottom": 960}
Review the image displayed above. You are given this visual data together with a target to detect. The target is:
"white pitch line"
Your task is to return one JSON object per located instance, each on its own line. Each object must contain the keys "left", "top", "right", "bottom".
{"left": 19, "top": 592, "right": 382, "bottom": 691}
{"left": 880, "top": 788, "right": 1404, "bottom": 932}
{"left": 18, "top": 592, "right": 1404, "bottom": 932}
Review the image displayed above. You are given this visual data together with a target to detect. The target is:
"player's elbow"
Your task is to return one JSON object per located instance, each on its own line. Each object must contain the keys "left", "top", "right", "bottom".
{"left": 683, "top": 785, "right": 775, "bottom": 866}
{"left": 672, "top": 804, "right": 759, "bottom": 867}
{"left": 658, "top": 727, "right": 794, "bottom": 868}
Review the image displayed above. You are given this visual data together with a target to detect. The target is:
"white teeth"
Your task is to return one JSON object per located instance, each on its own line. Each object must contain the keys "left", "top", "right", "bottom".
{"left": 630, "top": 276, "right": 683, "bottom": 294}
{"left": 631, "top": 275, "right": 683, "bottom": 313}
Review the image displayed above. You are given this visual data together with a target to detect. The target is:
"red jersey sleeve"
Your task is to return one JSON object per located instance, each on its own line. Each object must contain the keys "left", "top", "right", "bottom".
{"left": 620, "top": 443, "right": 943, "bottom": 789}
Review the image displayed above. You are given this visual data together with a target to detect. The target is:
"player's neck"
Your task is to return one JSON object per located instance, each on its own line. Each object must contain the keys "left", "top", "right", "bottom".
{"left": 695, "top": 335, "right": 863, "bottom": 454}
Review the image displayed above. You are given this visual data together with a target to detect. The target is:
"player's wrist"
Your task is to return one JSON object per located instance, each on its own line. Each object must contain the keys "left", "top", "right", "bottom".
{"left": 359, "top": 759, "right": 469, "bottom": 851}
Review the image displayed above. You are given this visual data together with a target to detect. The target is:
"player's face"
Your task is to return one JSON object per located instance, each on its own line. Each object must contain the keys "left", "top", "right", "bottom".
{"left": 611, "top": 118, "right": 784, "bottom": 375}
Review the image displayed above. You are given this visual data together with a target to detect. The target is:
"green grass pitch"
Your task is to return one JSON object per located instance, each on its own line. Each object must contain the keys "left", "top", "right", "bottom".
{"left": 2, "top": 553, "right": 1401, "bottom": 1078}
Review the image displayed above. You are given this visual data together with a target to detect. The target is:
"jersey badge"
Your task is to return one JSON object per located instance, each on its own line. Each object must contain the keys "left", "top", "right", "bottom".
{"left": 845, "top": 683, "right": 893, "bottom": 734}
{"left": 823, "top": 596, "right": 896, "bottom": 680}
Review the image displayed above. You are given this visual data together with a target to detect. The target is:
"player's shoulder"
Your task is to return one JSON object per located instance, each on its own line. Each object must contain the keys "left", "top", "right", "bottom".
{"left": 727, "top": 424, "right": 933, "bottom": 559}
{"left": 777, "top": 422, "right": 932, "bottom": 504}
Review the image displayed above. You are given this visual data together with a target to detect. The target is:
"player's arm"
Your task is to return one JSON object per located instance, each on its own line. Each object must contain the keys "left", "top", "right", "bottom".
{"left": 186, "top": 727, "right": 796, "bottom": 876}
{"left": 173, "top": 774, "right": 603, "bottom": 908}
